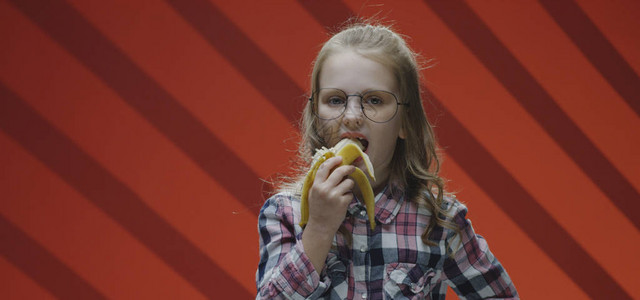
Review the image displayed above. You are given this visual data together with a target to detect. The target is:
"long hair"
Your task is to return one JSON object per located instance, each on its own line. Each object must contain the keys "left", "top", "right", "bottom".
{"left": 279, "top": 21, "right": 459, "bottom": 245}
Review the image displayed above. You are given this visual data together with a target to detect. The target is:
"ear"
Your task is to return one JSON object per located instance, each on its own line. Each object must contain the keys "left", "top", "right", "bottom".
{"left": 398, "top": 124, "right": 406, "bottom": 139}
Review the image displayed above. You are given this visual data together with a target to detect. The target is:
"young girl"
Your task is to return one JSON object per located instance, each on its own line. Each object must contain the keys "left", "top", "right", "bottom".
{"left": 256, "top": 22, "right": 518, "bottom": 299}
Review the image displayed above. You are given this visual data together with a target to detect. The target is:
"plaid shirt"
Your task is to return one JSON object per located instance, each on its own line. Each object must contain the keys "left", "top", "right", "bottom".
{"left": 256, "top": 184, "right": 518, "bottom": 299}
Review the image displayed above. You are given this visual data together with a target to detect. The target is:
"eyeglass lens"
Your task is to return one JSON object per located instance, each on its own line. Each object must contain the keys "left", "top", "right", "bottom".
{"left": 314, "top": 88, "right": 399, "bottom": 123}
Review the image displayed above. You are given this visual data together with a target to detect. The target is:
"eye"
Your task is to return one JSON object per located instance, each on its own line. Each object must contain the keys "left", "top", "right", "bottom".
{"left": 326, "top": 96, "right": 346, "bottom": 106}
{"left": 364, "top": 95, "right": 384, "bottom": 105}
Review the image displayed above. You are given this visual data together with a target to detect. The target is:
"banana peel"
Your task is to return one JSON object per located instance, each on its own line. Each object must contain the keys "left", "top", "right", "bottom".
{"left": 299, "top": 139, "right": 377, "bottom": 230}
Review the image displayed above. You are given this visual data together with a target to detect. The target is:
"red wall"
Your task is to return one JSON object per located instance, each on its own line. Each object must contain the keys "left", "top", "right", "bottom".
{"left": 1, "top": 0, "right": 638, "bottom": 298}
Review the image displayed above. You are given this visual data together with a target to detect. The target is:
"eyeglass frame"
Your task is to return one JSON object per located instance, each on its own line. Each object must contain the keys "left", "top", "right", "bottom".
{"left": 308, "top": 88, "right": 410, "bottom": 123}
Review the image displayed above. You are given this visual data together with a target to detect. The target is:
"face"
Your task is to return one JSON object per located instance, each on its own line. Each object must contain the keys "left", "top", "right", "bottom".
{"left": 317, "top": 50, "right": 405, "bottom": 192}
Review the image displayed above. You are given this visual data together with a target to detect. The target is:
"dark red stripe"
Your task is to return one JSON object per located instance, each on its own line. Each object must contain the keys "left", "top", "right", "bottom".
{"left": 8, "top": 0, "right": 264, "bottom": 216}
{"left": 300, "top": 1, "right": 631, "bottom": 298}
{"left": 428, "top": 91, "right": 631, "bottom": 299}
{"left": 540, "top": 0, "right": 640, "bottom": 117}
{"left": 0, "top": 215, "right": 106, "bottom": 299}
{"left": 424, "top": 0, "right": 640, "bottom": 230}
{"left": 297, "top": 0, "right": 355, "bottom": 31}
{"left": 0, "top": 83, "right": 252, "bottom": 298}
{"left": 164, "top": 0, "right": 305, "bottom": 124}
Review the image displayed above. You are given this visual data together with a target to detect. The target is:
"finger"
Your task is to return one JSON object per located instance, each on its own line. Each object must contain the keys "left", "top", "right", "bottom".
{"left": 335, "top": 176, "right": 355, "bottom": 194}
{"left": 324, "top": 164, "right": 356, "bottom": 187}
{"left": 313, "top": 156, "right": 343, "bottom": 183}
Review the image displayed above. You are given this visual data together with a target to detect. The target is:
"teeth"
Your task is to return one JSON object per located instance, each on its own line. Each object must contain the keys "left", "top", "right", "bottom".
{"left": 299, "top": 139, "right": 377, "bottom": 230}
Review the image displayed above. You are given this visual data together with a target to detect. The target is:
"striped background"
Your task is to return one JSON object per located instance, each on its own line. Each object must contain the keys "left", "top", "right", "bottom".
{"left": 1, "top": 0, "right": 638, "bottom": 299}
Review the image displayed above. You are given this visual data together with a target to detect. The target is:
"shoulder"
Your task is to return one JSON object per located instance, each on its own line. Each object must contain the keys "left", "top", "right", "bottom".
{"left": 439, "top": 195, "right": 469, "bottom": 226}
{"left": 258, "top": 192, "right": 302, "bottom": 230}
{"left": 433, "top": 195, "right": 473, "bottom": 247}
{"left": 261, "top": 191, "right": 299, "bottom": 211}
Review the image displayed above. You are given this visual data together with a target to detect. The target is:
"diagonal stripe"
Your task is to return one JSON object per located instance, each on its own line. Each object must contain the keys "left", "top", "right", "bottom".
{"left": 297, "top": 0, "right": 355, "bottom": 31}
{"left": 539, "top": 0, "right": 640, "bottom": 117}
{"left": 0, "top": 215, "right": 106, "bottom": 299}
{"left": 0, "top": 83, "right": 252, "bottom": 299}
{"left": 164, "top": 0, "right": 305, "bottom": 124}
{"left": 299, "top": 1, "right": 631, "bottom": 298}
{"left": 424, "top": 0, "right": 640, "bottom": 230}
{"left": 427, "top": 91, "right": 632, "bottom": 300}
{"left": 7, "top": 0, "right": 264, "bottom": 216}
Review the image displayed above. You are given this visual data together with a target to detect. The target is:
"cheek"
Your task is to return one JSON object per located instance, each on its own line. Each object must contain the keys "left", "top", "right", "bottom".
{"left": 316, "top": 120, "right": 341, "bottom": 143}
{"left": 373, "top": 127, "right": 401, "bottom": 155}
{"left": 385, "top": 121, "right": 404, "bottom": 142}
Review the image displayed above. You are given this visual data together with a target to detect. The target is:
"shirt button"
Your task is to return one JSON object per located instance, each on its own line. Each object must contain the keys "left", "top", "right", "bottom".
{"left": 362, "top": 293, "right": 367, "bottom": 299}
{"left": 360, "top": 245, "right": 367, "bottom": 253}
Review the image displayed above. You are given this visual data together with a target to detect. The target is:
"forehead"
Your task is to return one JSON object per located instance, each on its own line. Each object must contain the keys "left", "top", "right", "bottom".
{"left": 319, "top": 50, "right": 397, "bottom": 94}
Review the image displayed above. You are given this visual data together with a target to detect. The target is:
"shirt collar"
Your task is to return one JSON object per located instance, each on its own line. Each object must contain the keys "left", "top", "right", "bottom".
{"left": 348, "top": 181, "right": 405, "bottom": 225}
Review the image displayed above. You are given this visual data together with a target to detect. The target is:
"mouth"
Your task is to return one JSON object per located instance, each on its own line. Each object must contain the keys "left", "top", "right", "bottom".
{"left": 340, "top": 133, "right": 369, "bottom": 152}
{"left": 356, "top": 138, "right": 369, "bottom": 152}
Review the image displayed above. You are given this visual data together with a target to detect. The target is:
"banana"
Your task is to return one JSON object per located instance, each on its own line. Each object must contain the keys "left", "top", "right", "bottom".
{"left": 299, "top": 139, "right": 377, "bottom": 230}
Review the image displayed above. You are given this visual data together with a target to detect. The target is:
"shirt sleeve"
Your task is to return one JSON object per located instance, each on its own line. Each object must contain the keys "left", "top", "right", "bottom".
{"left": 255, "top": 194, "right": 332, "bottom": 299}
{"left": 442, "top": 201, "right": 519, "bottom": 299}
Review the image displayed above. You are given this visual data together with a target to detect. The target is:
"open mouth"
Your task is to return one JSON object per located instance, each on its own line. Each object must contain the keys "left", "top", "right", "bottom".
{"left": 356, "top": 138, "right": 369, "bottom": 152}
{"left": 339, "top": 133, "right": 369, "bottom": 152}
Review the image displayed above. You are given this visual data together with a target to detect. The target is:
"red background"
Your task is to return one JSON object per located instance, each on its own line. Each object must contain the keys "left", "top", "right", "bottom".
{"left": 1, "top": 0, "right": 639, "bottom": 299}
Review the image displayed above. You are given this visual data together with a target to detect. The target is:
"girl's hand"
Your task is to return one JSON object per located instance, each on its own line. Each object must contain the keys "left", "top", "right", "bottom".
{"left": 302, "top": 156, "right": 355, "bottom": 274}
{"left": 305, "top": 156, "right": 355, "bottom": 236}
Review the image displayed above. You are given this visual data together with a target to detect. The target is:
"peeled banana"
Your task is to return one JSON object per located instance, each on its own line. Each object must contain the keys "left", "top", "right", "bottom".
{"left": 299, "top": 139, "right": 377, "bottom": 230}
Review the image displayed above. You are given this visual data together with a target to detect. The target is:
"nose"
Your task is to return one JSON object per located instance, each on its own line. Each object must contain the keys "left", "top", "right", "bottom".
{"left": 343, "top": 96, "right": 364, "bottom": 128}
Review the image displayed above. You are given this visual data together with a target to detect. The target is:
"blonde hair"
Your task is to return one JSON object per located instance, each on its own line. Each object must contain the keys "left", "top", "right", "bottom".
{"left": 280, "top": 21, "right": 458, "bottom": 246}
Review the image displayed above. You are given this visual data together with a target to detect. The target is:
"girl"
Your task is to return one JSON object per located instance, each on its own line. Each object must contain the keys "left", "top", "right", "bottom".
{"left": 256, "top": 22, "right": 518, "bottom": 299}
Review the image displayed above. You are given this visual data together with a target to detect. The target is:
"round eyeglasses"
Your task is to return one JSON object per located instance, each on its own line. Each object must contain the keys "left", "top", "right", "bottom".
{"left": 310, "top": 88, "right": 409, "bottom": 123}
